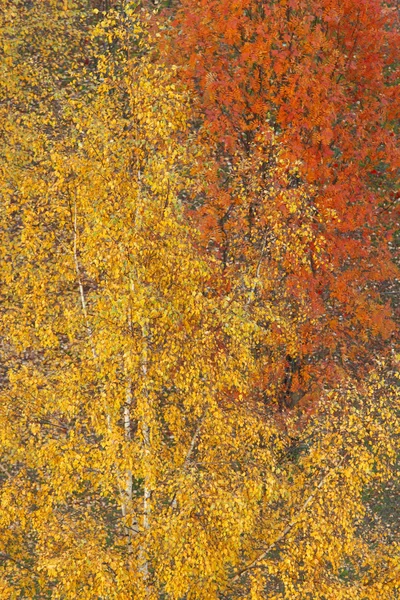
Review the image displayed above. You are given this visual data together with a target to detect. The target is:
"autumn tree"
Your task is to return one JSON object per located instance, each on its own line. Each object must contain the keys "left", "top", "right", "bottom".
{"left": 0, "top": 2, "right": 399, "bottom": 599}
{"left": 0, "top": 2, "right": 269, "bottom": 597}
{"left": 158, "top": 0, "right": 399, "bottom": 409}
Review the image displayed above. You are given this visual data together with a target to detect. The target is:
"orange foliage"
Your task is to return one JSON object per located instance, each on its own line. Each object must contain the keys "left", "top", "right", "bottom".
{"left": 158, "top": 0, "right": 399, "bottom": 408}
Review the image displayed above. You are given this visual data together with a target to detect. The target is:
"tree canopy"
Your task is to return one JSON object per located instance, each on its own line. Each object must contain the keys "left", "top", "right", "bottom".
{"left": 0, "top": 1, "right": 399, "bottom": 598}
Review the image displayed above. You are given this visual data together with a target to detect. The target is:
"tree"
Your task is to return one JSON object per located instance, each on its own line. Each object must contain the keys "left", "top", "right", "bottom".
{"left": 0, "top": 2, "right": 399, "bottom": 599}
{"left": 0, "top": 3, "right": 265, "bottom": 597}
{"left": 158, "top": 0, "right": 399, "bottom": 409}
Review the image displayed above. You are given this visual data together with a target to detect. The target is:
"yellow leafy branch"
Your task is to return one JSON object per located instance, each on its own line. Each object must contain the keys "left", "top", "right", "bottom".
{"left": 231, "top": 454, "right": 347, "bottom": 582}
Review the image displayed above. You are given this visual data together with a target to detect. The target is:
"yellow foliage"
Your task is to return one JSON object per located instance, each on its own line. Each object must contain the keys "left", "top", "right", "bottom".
{"left": 0, "top": 2, "right": 398, "bottom": 599}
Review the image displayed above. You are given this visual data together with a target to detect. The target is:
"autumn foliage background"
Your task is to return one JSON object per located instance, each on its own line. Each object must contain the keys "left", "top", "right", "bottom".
{"left": 0, "top": 0, "right": 399, "bottom": 598}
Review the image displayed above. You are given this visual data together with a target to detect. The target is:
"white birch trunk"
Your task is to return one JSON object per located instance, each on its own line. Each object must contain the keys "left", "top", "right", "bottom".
{"left": 139, "top": 324, "right": 150, "bottom": 579}
{"left": 73, "top": 199, "right": 97, "bottom": 362}
{"left": 121, "top": 376, "right": 135, "bottom": 546}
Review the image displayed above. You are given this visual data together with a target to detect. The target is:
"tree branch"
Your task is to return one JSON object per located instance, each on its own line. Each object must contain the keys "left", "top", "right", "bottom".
{"left": 231, "top": 454, "right": 347, "bottom": 582}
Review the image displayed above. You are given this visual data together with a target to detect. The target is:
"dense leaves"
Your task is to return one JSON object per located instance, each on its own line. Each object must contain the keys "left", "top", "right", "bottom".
{"left": 159, "top": 0, "right": 399, "bottom": 408}
{"left": 0, "top": 1, "right": 399, "bottom": 599}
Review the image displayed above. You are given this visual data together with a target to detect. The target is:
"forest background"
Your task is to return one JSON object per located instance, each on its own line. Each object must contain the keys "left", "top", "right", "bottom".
{"left": 0, "top": 0, "right": 399, "bottom": 598}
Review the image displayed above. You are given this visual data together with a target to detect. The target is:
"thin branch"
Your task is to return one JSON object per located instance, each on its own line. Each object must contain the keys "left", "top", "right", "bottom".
{"left": 231, "top": 454, "right": 347, "bottom": 582}
{"left": 170, "top": 413, "right": 207, "bottom": 509}
{"left": 0, "top": 463, "right": 13, "bottom": 479}
{"left": 0, "top": 552, "right": 39, "bottom": 578}
{"left": 72, "top": 197, "right": 97, "bottom": 362}
{"left": 246, "top": 228, "right": 269, "bottom": 307}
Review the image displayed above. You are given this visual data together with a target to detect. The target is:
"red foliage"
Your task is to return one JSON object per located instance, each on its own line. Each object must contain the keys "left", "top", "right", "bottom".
{"left": 158, "top": 0, "right": 399, "bottom": 408}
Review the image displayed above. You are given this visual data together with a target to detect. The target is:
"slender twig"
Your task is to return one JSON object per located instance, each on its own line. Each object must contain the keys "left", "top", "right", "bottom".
{"left": 246, "top": 228, "right": 269, "bottom": 307}
{"left": 169, "top": 413, "right": 207, "bottom": 509}
{"left": 231, "top": 454, "right": 347, "bottom": 582}
{"left": 0, "top": 463, "right": 12, "bottom": 479}
{"left": 72, "top": 197, "right": 97, "bottom": 362}
{"left": 0, "top": 552, "right": 39, "bottom": 578}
